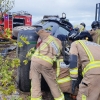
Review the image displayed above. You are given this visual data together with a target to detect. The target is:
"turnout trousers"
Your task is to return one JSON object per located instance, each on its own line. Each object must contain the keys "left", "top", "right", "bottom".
{"left": 77, "top": 74, "right": 100, "bottom": 100}
{"left": 30, "top": 61, "right": 64, "bottom": 100}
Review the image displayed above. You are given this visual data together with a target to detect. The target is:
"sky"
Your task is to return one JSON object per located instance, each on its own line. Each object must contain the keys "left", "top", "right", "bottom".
{"left": 11, "top": 0, "right": 100, "bottom": 30}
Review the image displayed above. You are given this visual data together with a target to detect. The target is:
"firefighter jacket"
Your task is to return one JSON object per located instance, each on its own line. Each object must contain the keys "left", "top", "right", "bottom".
{"left": 89, "top": 28, "right": 100, "bottom": 44}
{"left": 53, "top": 56, "right": 71, "bottom": 93}
{"left": 31, "top": 29, "right": 62, "bottom": 68}
{"left": 53, "top": 56, "right": 78, "bottom": 95}
{"left": 69, "top": 40, "right": 100, "bottom": 78}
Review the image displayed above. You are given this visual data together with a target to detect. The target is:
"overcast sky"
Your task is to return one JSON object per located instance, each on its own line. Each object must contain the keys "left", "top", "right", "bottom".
{"left": 11, "top": 0, "right": 100, "bottom": 30}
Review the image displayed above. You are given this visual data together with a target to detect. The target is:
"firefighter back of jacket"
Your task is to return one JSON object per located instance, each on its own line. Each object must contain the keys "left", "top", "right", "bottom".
{"left": 31, "top": 30, "right": 62, "bottom": 68}
{"left": 72, "top": 40, "right": 100, "bottom": 76}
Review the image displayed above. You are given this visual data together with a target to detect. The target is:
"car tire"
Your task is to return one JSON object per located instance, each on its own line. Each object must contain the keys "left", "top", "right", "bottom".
{"left": 17, "top": 30, "right": 38, "bottom": 92}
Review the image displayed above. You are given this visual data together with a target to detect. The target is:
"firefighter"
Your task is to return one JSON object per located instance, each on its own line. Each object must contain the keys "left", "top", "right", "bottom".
{"left": 74, "top": 24, "right": 85, "bottom": 33}
{"left": 89, "top": 21, "right": 100, "bottom": 44}
{"left": 80, "top": 22, "right": 86, "bottom": 30}
{"left": 30, "top": 27, "right": 65, "bottom": 100}
{"left": 65, "top": 31, "right": 100, "bottom": 100}
{"left": 53, "top": 34, "right": 78, "bottom": 100}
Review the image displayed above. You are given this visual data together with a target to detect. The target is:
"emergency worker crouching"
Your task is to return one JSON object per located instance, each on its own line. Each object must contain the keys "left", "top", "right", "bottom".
{"left": 65, "top": 31, "right": 100, "bottom": 100}
{"left": 89, "top": 21, "right": 100, "bottom": 44}
{"left": 52, "top": 34, "right": 78, "bottom": 100}
{"left": 30, "top": 27, "right": 65, "bottom": 100}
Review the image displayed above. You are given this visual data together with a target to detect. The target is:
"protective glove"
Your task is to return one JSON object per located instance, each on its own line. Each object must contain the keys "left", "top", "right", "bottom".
{"left": 72, "top": 78, "right": 78, "bottom": 94}
{"left": 35, "top": 26, "right": 43, "bottom": 33}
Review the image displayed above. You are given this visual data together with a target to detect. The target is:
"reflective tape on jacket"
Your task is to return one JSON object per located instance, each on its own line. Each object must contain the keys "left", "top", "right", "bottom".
{"left": 97, "top": 36, "right": 100, "bottom": 44}
{"left": 77, "top": 40, "right": 100, "bottom": 76}
{"left": 56, "top": 59, "right": 63, "bottom": 77}
{"left": 37, "top": 36, "right": 59, "bottom": 52}
{"left": 96, "top": 29, "right": 100, "bottom": 44}
{"left": 57, "top": 76, "right": 71, "bottom": 84}
{"left": 33, "top": 35, "right": 60, "bottom": 64}
{"left": 31, "top": 96, "right": 42, "bottom": 100}
{"left": 70, "top": 67, "right": 78, "bottom": 75}
{"left": 78, "top": 40, "right": 94, "bottom": 62}
{"left": 33, "top": 52, "right": 53, "bottom": 64}
{"left": 82, "top": 61, "right": 100, "bottom": 76}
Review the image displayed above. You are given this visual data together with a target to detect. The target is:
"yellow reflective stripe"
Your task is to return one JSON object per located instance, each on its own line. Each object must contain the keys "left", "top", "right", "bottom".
{"left": 96, "top": 29, "right": 100, "bottom": 44}
{"left": 31, "top": 96, "right": 42, "bottom": 100}
{"left": 97, "top": 37, "right": 100, "bottom": 44}
{"left": 57, "top": 76, "right": 71, "bottom": 84}
{"left": 70, "top": 68, "right": 78, "bottom": 75}
{"left": 80, "top": 26, "right": 84, "bottom": 32}
{"left": 37, "top": 36, "right": 60, "bottom": 53}
{"left": 38, "top": 36, "right": 53, "bottom": 51}
{"left": 54, "top": 94, "right": 65, "bottom": 100}
{"left": 33, "top": 52, "right": 53, "bottom": 64}
{"left": 56, "top": 59, "right": 63, "bottom": 77}
{"left": 82, "top": 61, "right": 100, "bottom": 76}
{"left": 82, "top": 95, "right": 86, "bottom": 100}
{"left": 57, "top": 60, "right": 60, "bottom": 77}
{"left": 78, "top": 40, "right": 94, "bottom": 62}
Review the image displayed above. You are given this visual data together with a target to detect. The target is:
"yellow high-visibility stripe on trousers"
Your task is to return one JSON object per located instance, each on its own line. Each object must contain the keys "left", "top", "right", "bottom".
{"left": 82, "top": 95, "right": 86, "bottom": 100}
{"left": 54, "top": 94, "right": 65, "bottom": 100}
{"left": 31, "top": 96, "right": 42, "bottom": 100}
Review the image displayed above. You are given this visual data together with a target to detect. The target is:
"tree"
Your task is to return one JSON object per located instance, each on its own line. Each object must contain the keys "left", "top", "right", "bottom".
{"left": 0, "top": 0, "right": 15, "bottom": 13}
{"left": 0, "top": 0, "right": 15, "bottom": 41}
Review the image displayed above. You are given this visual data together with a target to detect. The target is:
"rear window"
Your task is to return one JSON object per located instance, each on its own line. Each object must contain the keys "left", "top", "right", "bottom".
{"left": 54, "top": 26, "right": 69, "bottom": 37}
{"left": 34, "top": 20, "right": 59, "bottom": 35}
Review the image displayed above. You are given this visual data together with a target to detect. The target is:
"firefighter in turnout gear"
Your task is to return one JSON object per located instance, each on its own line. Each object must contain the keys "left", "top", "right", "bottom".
{"left": 74, "top": 24, "right": 85, "bottom": 33}
{"left": 30, "top": 27, "right": 65, "bottom": 100}
{"left": 65, "top": 31, "right": 100, "bottom": 100}
{"left": 55, "top": 35, "right": 72, "bottom": 94}
{"left": 89, "top": 21, "right": 100, "bottom": 44}
{"left": 54, "top": 34, "right": 78, "bottom": 100}
{"left": 80, "top": 22, "right": 86, "bottom": 30}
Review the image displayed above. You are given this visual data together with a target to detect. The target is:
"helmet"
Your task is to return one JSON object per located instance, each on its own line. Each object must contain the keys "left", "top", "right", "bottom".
{"left": 75, "top": 31, "right": 93, "bottom": 41}
{"left": 80, "top": 22, "right": 86, "bottom": 28}
{"left": 74, "top": 25, "right": 85, "bottom": 32}
{"left": 68, "top": 29, "right": 80, "bottom": 41}
{"left": 91, "top": 21, "right": 99, "bottom": 29}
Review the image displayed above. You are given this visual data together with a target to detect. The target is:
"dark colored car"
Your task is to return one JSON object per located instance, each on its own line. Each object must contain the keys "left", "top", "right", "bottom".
{"left": 34, "top": 16, "right": 73, "bottom": 37}
{"left": 16, "top": 15, "right": 73, "bottom": 92}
